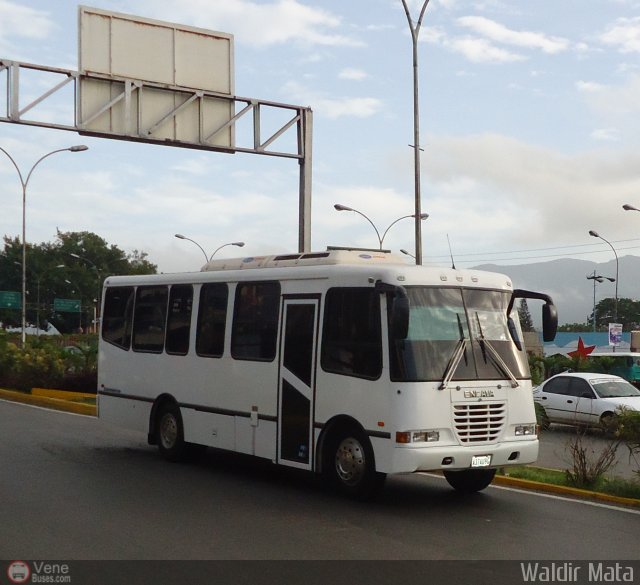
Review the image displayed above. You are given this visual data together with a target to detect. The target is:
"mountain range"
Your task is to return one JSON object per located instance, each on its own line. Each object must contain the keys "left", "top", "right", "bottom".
{"left": 472, "top": 255, "right": 640, "bottom": 326}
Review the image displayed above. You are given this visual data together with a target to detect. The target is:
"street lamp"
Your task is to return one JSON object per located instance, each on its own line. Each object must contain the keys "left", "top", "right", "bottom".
{"left": 401, "top": 0, "right": 431, "bottom": 266}
{"left": 622, "top": 204, "right": 639, "bottom": 212}
{"left": 333, "top": 204, "right": 429, "bottom": 251}
{"left": 14, "top": 261, "right": 65, "bottom": 335}
{"left": 400, "top": 249, "right": 415, "bottom": 259}
{"left": 586, "top": 271, "right": 616, "bottom": 333}
{"left": 588, "top": 230, "right": 619, "bottom": 323}
{"left": 174, "top": 234, "right": 245, "bottom": 263}
{"left": 0, "top": 144, "right": 88, "bottom": 346}
{"left": 69, "top": 252, "right": 102, "bottom": 333}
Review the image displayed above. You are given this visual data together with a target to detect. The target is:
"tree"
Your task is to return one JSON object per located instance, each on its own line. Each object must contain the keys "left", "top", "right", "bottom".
{"left": 518, "top": 299, "right": 535, "bottom": 332}
{"left": 592, "top": 297, "right": 640, "bottom": 331}
{"left": 0, "top": 231, "right": 157, "bottom": 333}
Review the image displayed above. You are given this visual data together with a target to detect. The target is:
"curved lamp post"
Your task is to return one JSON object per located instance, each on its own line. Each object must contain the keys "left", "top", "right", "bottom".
{"left": 588, "top": 230, "right": 619, "bottom": 323}
{"left": 401, "top": 0, "right": 431, "bottom": 266}
{"left": 175, "top": 234, "right": 245, "bottom": 263}
{"left": 70, "top": 252, "right": 103, "bottom": 333}
{"left": 0, "top": 144, "right": 88, "bottom": 345}
{"left": 334, "top": 204, "right": 428, "bottom": 251}
{"left": 586, "top": 271, "right": 616, "bottom": 333}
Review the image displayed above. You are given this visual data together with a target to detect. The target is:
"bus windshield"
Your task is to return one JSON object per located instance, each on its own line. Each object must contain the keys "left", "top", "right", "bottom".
{"left": 389, "top": 286, "right": 529, "bottom": 383}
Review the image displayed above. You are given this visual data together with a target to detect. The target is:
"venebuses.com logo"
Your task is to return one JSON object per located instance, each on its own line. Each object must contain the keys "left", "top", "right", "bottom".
{"left": 5, "top": 560, "right": 72, "bottom": 584}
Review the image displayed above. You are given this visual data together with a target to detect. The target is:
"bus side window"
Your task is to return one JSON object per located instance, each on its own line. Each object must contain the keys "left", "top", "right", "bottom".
{"left": 321, "top": 287, "right": 382, "bottom": 380}
{"left": 196, "top": 283, "right": 228, "bottom": 358}
{"left": 132, "top": 286, "right": 168, "bottom": 353}
{"left": 231, "top": 281, "right": 280, "bottom": 361}
{"left": 102, "top": 286, "right": 134, "bottom": 350}
{"left": 165, "top": 285, "right": 193, "bottom": 356}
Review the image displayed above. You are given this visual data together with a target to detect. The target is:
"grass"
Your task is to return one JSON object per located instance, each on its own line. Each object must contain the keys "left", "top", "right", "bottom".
{"left": 499, "top": 466, "right": 640, "bottom": 500}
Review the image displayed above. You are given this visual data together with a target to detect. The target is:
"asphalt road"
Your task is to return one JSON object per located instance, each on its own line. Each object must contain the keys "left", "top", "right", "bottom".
{"left": 1, "top": 399, "right": 638, "bottom": 562}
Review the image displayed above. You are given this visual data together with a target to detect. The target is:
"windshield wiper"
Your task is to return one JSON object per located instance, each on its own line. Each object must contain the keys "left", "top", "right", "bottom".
{"left": 440, "top": 314, "right": 467, "bottom": 390}
{"left": 475, "top": 312, "right": 519, "bottom": 388}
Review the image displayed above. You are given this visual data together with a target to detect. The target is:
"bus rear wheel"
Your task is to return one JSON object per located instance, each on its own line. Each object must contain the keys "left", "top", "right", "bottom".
{"left": 156, "top": 403, "right": 187, "bottom": 462}
{"left": 443, "top": 468, "right": 496, "bottom": 493}
{"left": 325, "top": 428, "right": 385, "bottom": 499}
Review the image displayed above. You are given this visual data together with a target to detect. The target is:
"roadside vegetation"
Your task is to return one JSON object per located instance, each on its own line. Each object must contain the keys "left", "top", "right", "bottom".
{"left": 0, "top": 331, "right": 98, "bottom": 393}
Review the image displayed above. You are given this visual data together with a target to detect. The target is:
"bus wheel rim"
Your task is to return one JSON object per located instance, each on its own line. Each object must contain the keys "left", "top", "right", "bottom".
{"left": 160, "top": 413, "right": 178, "bottom": 449}
{"left": 335, "top": 437, "right": 366, "bottom": 486}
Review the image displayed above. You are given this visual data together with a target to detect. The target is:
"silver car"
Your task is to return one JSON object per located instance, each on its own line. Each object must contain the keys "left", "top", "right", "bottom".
{"left": 533, "top": 372, "right": 640, "bottom": 428}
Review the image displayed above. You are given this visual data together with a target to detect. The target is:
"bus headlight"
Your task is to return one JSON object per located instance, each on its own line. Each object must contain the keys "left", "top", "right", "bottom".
{"left": 396, "top": 430, "right": 440, "bottom": 444}
{"left": 515, "top": 424, "right": 536, "bottom": 436}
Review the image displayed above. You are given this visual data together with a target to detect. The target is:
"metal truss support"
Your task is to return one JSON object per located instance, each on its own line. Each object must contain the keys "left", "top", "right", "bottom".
{"left": 0, "top": 59, "right": 313, "bottom": 252}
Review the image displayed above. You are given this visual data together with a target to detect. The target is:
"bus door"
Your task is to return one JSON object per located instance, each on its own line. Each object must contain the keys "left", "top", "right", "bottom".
{"left": 277, "top": 297, "right": 319, "bottom": 470}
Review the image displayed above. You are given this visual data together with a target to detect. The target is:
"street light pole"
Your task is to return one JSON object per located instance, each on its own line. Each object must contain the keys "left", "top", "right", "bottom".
{"left": 0, "top": 144, "right": 88, "bottom": 346}
{"left": 175, "top": 234, "right": 245, "bottom": 263}
{"left": 586, "top": 271, "right": 616, "bottom": 333}
{"left": 70, "top": 252, "right": 102, "bottom": 333}
{"left": 401, "top": 0, "right": 431, "bottom": 266}
{"left": 588, "top": 230, "right": 619, "bottom": 323}
{"left": 334, "top": 204, "right": 428, "bottom": 251}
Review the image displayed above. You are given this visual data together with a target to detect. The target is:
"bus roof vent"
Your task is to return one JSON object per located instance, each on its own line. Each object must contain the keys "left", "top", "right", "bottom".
{"left": 201, "top": 248, "right": 406, "bottom": 271}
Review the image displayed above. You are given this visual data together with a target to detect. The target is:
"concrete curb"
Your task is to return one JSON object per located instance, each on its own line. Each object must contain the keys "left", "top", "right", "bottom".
{"left": 493, "top": 474, "right": 640, "bottom": 508}
{"left": 0, "top": 388, "right": 638, "bottom": 506}
{"left": 0, "top": 388, "right": 96, "bottom": 416}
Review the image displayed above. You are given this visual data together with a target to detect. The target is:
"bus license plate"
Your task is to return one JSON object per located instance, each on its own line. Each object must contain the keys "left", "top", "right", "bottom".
{"left": 471, "top": 455, "right": 492, "bottom": 468}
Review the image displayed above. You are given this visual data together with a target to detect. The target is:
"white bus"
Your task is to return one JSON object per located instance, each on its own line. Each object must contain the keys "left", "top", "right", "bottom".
{"left": 98, "top": 248, "right": 557, "bottom": 498}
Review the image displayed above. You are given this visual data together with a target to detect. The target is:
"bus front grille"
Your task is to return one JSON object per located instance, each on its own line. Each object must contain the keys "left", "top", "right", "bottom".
{"left": 453, "top": 402, "right": 506, "bottom": 443}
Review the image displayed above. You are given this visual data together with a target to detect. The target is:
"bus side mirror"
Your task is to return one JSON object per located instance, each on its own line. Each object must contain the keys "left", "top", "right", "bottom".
{"left": 542, "top": 303, "right": 558, "bottom": 342}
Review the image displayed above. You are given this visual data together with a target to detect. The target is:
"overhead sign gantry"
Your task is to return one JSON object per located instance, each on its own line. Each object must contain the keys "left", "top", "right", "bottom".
{"left": 0, "top": 5, "right": 313, "bottom": 252}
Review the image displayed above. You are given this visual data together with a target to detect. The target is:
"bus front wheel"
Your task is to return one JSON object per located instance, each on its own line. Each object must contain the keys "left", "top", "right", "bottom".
{"left": 443, "top": 468, "right": 496, "bottom": 493}
{"left": 156, "top": 403, "right": 187, "bottom": 462}
{"left": 324, "top": 428, "right": 386, "bottom": 499}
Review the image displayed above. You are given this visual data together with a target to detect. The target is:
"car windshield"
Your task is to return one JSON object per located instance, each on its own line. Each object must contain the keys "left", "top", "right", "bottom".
{"left": 389, "top": 286, "right": 529, "bottom": 383}
{"left": 590, "top": 379, "right": 640, "bottom": 398}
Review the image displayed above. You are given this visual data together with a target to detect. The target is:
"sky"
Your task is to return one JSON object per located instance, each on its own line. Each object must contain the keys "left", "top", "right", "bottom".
{"left": 1, "top": 0, "right": 640, "bottom": 275}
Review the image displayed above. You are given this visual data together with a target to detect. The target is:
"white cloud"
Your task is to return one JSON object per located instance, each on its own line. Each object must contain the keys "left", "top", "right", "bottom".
{"left": 0, "top": 0, "right": 55, "bottom": 56}
{"left": 136, "top": 0, "right": 364, "bottom": 48}
{"left": 599, "top": 16, "right": 640, "bottom": 53}
{"left": 578, "top": 74, "right": 640, "bottom": 116}
{"left": 282, "top": 81, "right": 383, "bottom": 119}
{"left": 0, "top": 0, "right": 54, "bottom": 40}
{"left": 591, "top": 128, "right": 620, "bottom": 142}
{"left": 449, "top": 37, "right": 526, "bottom": 63}
{"left": 392, "top": 133, "right": 640, "bottom": 256}
{"left": 338, "top": 68, "right": 369, "bottom": 81}
{"left": 457, "top": 16, "right": 570, "bottom": 54}
{"left": 576, "top": 80, "right": 607, "bottom": 93}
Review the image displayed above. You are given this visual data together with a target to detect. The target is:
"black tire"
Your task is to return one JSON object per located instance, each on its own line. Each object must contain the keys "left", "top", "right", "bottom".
{"left": 443, "top": 468, "right": 496, "bottom": 493}
{"left": 156, "top": 403, "right": 187, "bottom": 462}
{"left": 324, "top": 427, "right": 386, "bottom": 500}
{"left": 600, "top": 412, "right": 617, "bottom": 435}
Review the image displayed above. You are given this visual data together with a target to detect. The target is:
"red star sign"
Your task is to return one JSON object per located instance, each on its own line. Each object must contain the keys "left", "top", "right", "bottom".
{"left": 568, "top": 336, "right": 596, "bottom": 359}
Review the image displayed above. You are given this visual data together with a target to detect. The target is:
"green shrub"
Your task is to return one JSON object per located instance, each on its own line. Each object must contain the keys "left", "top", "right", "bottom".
{"left": 0, "top": 333, "right": 97, "bottom": 393}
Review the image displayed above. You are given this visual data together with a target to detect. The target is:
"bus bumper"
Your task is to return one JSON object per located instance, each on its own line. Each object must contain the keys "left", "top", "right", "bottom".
{"left": 384, "top": 438, "right": 539, "bottom": 474}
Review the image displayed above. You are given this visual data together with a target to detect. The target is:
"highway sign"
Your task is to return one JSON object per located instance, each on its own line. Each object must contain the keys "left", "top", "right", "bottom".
{"left": 53, "top": 298, "right": 81, "bottom": 313}
{"left": 0, "top": 291, "right": 21, "bottom": 309}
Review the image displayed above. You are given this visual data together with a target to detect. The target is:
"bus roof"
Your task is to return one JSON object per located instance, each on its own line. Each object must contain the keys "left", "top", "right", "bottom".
{"left": 103, "top": 248, "right": 515, "bottom": 290}
{"left": 201, "top": 248, "right": 404, "bottom": 271}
